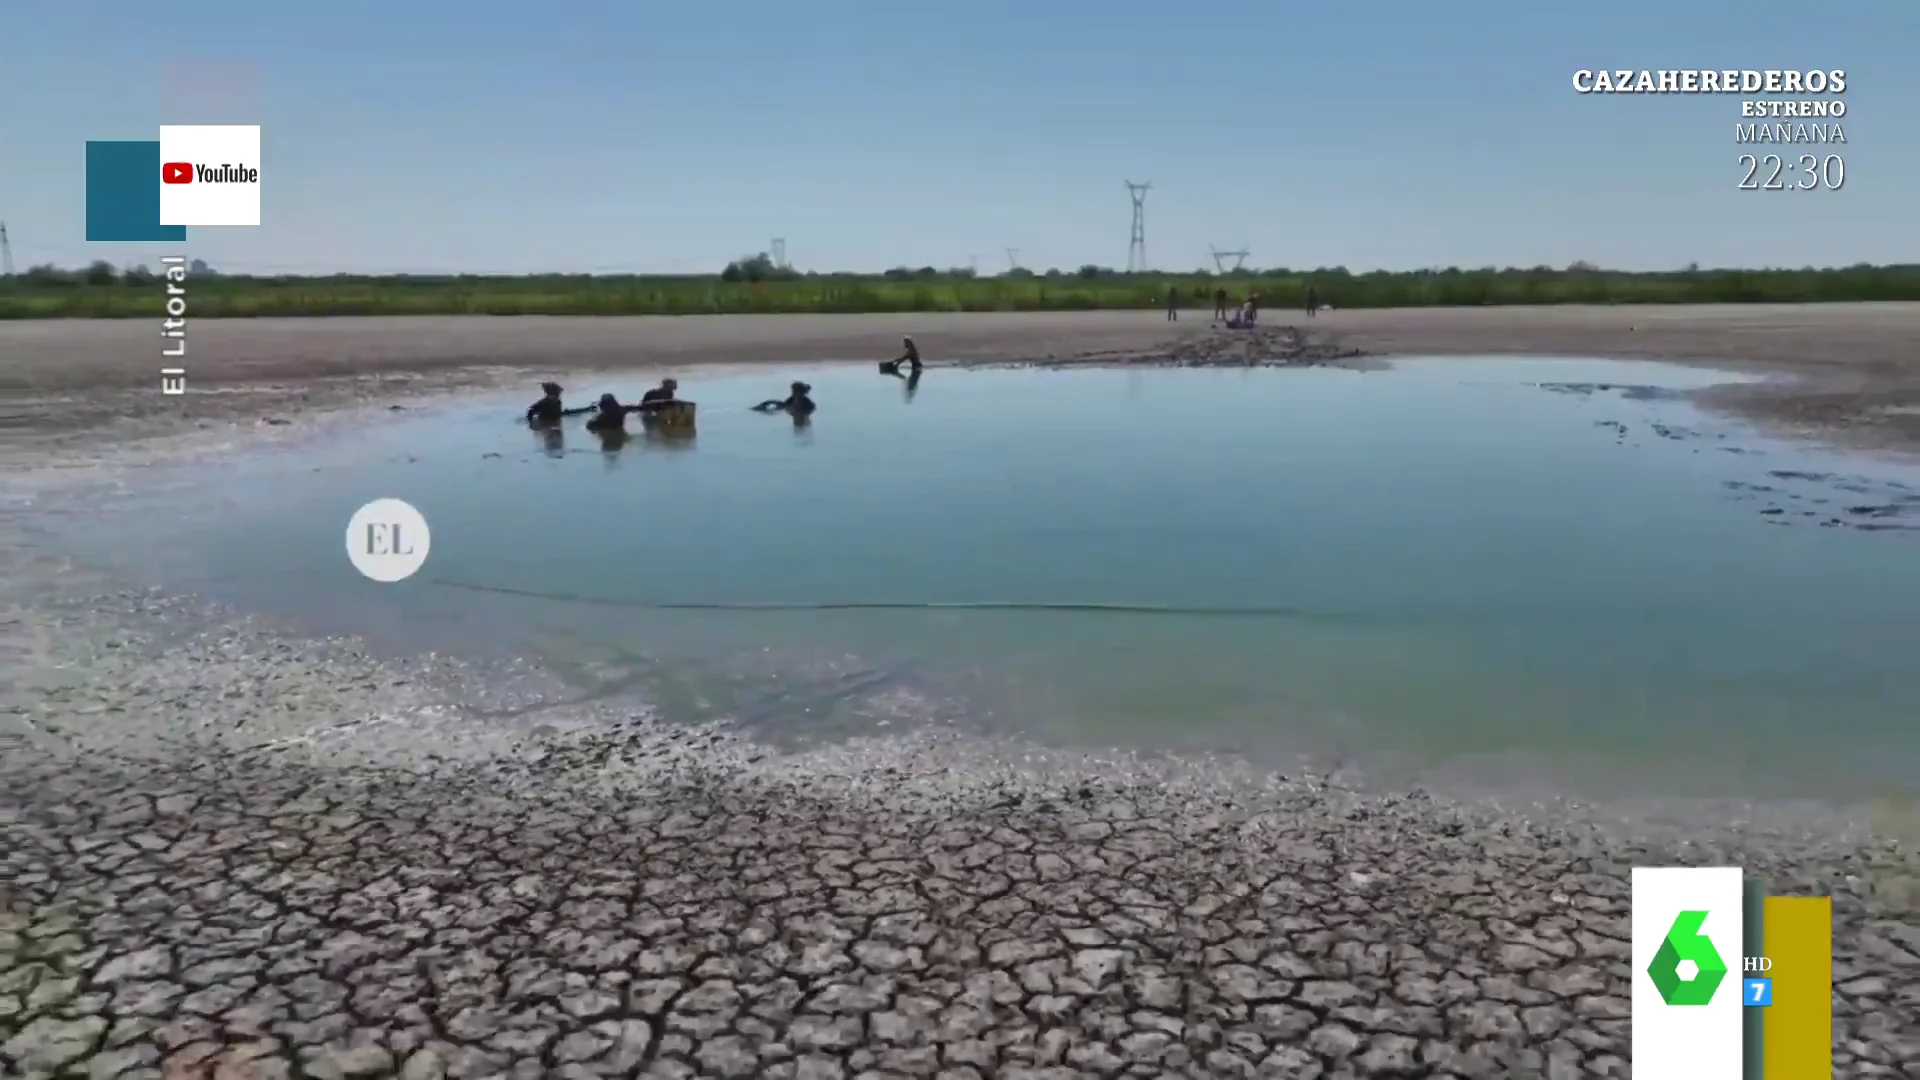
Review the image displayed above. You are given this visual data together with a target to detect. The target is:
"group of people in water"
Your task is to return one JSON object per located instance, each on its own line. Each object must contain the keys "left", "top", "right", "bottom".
{"left": 525, "top": 335, "right": 929, "bottom": 440}
{"left": 525, "top": 378, "right": 700, "bottom": 431}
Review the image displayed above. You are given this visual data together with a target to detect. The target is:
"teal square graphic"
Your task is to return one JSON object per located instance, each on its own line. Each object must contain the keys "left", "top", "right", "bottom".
{"left": 86, "top": 141, "right": 187, "bottom": 242}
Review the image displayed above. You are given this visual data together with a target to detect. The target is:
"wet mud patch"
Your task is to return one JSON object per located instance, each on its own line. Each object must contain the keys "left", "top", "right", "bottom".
{"left": 1554, "top": 379, "right": 1920, "bottom": 534}
{"left": 974, "top": 325, "right": 1371, "bottom": 371}
{"left": 1539, "top": 381, "right": 1694, "bottom": 403}
{"left": 1719, "top": 471, "right": 1920, "bottom": 532}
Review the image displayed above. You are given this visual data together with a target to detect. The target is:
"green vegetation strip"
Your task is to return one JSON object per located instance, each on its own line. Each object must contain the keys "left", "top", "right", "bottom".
{"left": 3, "top": 257, "right": 1916, "bottom": 319}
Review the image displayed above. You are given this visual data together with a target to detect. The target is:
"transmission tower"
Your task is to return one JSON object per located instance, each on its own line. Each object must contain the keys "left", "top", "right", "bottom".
{"left": 0, "top": 222, "right": 12, "bottom": 277}
{"left": 770, "top": 238, "right": 787, "bottom": 269}
{"left": 1005, "top": 248, "right": 1021, "bottom": 271}
{"left": 1209, "top": 245, "right": 1250, "bottom": 273}
{"left": 1125, "top": 181, "right": 1151, "bottom": 271}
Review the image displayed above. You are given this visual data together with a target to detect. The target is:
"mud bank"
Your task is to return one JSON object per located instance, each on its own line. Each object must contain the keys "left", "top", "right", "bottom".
{"left": 966, "top": 325, "right": 1373, "bottom": 371}
{"left": 6, "top": 305, "right": 1920, "bottom": 452}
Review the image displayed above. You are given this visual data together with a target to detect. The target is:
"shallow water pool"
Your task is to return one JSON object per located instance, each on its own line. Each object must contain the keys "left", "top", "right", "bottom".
{"left": 49, "top": 358, "right": 1920, "bottom": 799}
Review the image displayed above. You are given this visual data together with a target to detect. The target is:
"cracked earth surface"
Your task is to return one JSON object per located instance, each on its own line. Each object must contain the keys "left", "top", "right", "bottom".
{"left": 3, "top": 452, "right": 1918, "bottom": 1078}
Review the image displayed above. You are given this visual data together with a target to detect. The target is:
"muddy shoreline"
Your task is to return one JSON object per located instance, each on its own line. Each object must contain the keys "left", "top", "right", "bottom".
{"left": 3, "top": 307, "right": 1918, "bottom": 1077}
{"left": 4, "top": 304, "right": 1918, "bottom": 455}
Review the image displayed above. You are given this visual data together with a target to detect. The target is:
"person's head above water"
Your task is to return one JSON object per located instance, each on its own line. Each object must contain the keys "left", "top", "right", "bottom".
{"left": 661, "top": 378, "right": 678, "bottom": 391}
{"left": 792, "top": 381, "right": 811, "bottom": 394}
{"left": 541, "top": 381, "right": 563, "bottom": 397}
{"left": 598, "top": 392, "right": 619, "bottom": 409}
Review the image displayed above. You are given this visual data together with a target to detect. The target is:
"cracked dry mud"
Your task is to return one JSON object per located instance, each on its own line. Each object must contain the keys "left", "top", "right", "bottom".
{"left": 5, "top": 600, "right": 1918, "bottom": 1080}
{"left": 5, "top": 737, "right": 1917, "bottom": 1080}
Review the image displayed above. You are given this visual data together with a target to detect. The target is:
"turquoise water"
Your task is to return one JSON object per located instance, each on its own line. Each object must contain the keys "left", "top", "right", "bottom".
{"left": 60, "top": 359, "right": 1920, "bottom": 798}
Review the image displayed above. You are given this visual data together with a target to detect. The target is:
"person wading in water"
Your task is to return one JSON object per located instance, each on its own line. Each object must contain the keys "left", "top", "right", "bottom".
{"left": 526, "top": 382, "right": 594, "bottom": 424}
{"left": 639, "top": 378, "right": 678, "bottom": 407}
{"left": 754, "top": 381, "right": 816, "bottom": 416}
{"left": 881, "top": 337, "right": 922, "bottom": 375}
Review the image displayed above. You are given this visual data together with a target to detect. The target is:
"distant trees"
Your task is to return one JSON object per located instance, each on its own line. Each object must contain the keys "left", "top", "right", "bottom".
{"left": 720, "top": 253, "right": 800, "bottom": 283}
{"left": 5, "top": 259, "right": 1918, "bottom": 319}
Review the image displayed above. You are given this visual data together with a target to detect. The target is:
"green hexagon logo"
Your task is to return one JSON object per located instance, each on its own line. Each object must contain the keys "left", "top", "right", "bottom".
{"left": 1647, "top": 910, "right": 1728, "bottom": 1005}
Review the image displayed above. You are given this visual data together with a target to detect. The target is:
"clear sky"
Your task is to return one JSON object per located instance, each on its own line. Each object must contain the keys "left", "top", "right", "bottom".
{"left": 3, "top": 1, "right": 1911, "bottom": 275}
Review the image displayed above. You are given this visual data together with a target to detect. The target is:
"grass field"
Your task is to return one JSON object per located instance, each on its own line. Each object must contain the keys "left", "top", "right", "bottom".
{"left": 3, "top": 260, "right": 1917, "bottom": 318}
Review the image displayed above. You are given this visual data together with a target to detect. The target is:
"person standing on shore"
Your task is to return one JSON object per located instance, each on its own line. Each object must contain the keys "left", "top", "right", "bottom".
{"left": 1166, "top": 287, "right": 1179, "bottom": 322}
{"left": 1213, "top": 287, "right": 1230, "bottom": 321}
{"left": 1306, "top": 286, "right": 1319, "bottom": 318}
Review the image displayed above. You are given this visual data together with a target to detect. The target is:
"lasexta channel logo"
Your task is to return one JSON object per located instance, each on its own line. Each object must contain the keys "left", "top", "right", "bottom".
{"left": 162, "top": 162, "right": 193, "bottom": 184}
{"left": 1646, "top": 909, "right": 1729, "bottom": 1005}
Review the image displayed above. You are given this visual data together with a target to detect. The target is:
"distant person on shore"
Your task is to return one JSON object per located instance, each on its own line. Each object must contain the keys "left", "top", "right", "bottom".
{"left": 1226, "top": 295, "right": 1260, "bottom": 330}
{"left": 754, "top": 381, "right": 816, "bottom": 415}
{"left": 1306, "top": 286, "right": 1319, "bottom": 318}
{"left": 1166, "top": 287, "right": 1179, "bottom": 322}
{"left": 881, "top": 336, "right": 922, "bottom": 375}
{"left": 1213, "top": 287, "right": 1230, "bottom": 321}
{"left": 526, "top": 382, "right": 594, "bottom": 424}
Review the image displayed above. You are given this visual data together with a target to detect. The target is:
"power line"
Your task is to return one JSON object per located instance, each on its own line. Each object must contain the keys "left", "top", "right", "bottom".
{"left": 1126, "top": 181, "right": 1151, "bottom": 272}
{"left": 1209, "top": 245, "right": 1250, "bottom": 273}
{"left": 770, "top": 238, "right": 787, "bottom": 270}
{"left": 0, "top": 223, "right": 13, "bottom": 277}
{"left": 1005, "top": 248, "right": 1021, "bottom": 271}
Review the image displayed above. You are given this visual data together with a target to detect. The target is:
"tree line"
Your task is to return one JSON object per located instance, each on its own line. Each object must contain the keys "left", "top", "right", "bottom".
{"left": 3, "top": 257, "right": 1914, "bottom": 318}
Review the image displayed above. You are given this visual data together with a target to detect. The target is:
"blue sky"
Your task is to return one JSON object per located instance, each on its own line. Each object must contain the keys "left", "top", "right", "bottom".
{"left": 3, "top": 1, "right": 1911, "bottom": 275}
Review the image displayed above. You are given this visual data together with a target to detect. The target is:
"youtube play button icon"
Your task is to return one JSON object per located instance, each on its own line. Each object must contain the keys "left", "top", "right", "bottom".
{"left": 162, "top": 162, "right": 193, "bottom": 184}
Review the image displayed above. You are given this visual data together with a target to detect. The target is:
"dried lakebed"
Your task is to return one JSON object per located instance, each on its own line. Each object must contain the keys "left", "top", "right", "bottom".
{"left": 3, "top": 385, "right": 1920, "bottom": 1080}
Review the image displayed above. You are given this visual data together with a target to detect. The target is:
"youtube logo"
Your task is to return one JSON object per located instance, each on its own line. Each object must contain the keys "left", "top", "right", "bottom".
{"left": 157, "top": 126, "right": 262, "bottom": 226}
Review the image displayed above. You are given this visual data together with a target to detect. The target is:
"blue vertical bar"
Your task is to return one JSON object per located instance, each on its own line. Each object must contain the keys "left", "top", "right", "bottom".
{"left": 85, "top": 141, "right": 186, "bottom": 242}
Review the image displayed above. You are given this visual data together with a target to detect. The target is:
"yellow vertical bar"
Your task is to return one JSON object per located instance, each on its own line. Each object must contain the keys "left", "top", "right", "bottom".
{"left": 1762, "top": 895, "right": 1832, "bottom": 1080}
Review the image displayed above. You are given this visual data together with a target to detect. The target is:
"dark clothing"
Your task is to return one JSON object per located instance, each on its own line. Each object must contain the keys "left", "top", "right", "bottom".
{"left": 640, "top": 386, "right": 676, "bottom": 405}
{"left": 1213, "top": 289, "right": 1230, "bottom": 320}
{"left": 527, "top": 397, "right": 592, "bottom": 423}
{"left": 587, "top": 393, "right": 648, "bottom": 430}
{"left": 1306, "top": 288, "right": 1319, "bottom": 316}
{"left": 894, "top": 342, "right": 922, "bottom": 370}
{"left": 758, "top": 393, "right": 816, "bottom": 414}
{"left": 1166, "top": 291, "right": 1178, "bottom": 321}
